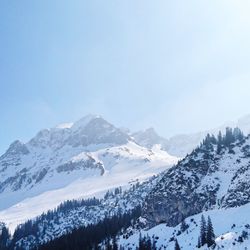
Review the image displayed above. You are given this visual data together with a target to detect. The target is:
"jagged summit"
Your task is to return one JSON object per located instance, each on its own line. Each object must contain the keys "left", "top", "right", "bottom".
{"left": 24, "top": 114, "right": 130, "bottom": 150}
{"left": 1, "top": 140, "right": 29, "bottom": 159}
{"left": 54, "top": 114, "right": 100, "bottom": 130}
{"left": 132, "top": 127, "right": 168, "bottom": 149}
{"left": 71, "top": 114, "right": 101, "bottom": 130}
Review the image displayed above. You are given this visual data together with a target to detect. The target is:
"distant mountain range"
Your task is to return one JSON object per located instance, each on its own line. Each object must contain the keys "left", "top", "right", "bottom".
{"left": 133, "top": 114, "right": 250, "bottom": 157}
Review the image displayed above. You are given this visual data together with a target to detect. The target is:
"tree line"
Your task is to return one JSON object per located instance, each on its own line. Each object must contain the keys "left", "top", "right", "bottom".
{"left": 38, "top": 206, "right": 141, "bottom": 250}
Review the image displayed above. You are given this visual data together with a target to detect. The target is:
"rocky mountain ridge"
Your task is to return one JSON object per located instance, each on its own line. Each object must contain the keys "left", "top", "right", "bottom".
{"left": 142, "top": 128, "right": 249, "bottom": 227}
{"left": 0, "top": 115, "right": 177, "bottom": 231}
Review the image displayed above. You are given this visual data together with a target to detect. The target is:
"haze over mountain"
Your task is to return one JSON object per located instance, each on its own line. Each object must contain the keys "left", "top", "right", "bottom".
{"left": 133, "top": 114, "right": 250, "bottom": 157}
{"left": 0, "top": 114, "right": 177, "bottom": 231}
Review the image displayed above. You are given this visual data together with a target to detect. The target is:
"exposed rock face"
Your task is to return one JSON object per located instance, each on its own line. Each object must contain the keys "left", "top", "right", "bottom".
{"left": 0, "top": 116, "right": 130, "bottom": 194}
{"left": 56, "top": 157, "right": 105, "bottom": 175}
{"left": 68, "top": 117, "right": 130, "bottom": 147}
{"left": 5, "top": 140, "right": 30, "bottom": 156}
{"left": 0, "top": 115, "right": 177, "bottom": 211}
{"left": 143, "top": 134, "right": 250, "bottom": 227}
{"left": 0, "top": 140, "right": 30, "bottom": 164}
{"left": 28, "top": 116, "right": 130, "bottom": 149}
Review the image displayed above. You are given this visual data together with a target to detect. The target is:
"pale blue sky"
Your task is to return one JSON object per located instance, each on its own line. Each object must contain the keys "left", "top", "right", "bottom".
{"left": 1, "top": 0, "right": 250, "bottom": 154}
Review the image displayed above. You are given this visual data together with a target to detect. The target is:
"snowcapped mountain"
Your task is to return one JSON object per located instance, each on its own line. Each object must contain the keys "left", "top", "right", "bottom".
{"left": 132, "top": 128, "right": 168, "bottom": 149}
{"left": 132, "top": 128, "right": 205, "bottom": 158}
{"left": 134, "top": 114, "right": 250, "bottom": 158}
{"left": 0, "top": 115, "right": 178, "bottom": 231}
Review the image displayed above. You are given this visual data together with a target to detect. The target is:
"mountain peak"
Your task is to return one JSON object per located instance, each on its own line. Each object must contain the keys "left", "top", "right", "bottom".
{"left": 132, "top": 127, "right": 167, "bottom": 149}
{"left": 26, "top": 114, "right": 130, "bottom": 150}
{"left": 144, "top": 127, "right": 159, "bottom": 135}
{"left": 4, "top": 140, "right": 29, "bottom": 156}
{"left": 71, "top": 114, "right": 101, "bottom": 131}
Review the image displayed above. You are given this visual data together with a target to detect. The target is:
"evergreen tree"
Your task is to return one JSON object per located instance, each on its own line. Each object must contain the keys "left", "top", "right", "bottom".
{"left": 146, "top": 235, "right": 152, "bottom": 249}
{"left": 217, "top": 131, "right": 223, "bottom": 154}
{"left": 206, "top": 216, "right": 215, "bottom": 247}
{"left": 197, "top": 236, "right": 201, "bottom": 248}
{"left": 200, "top": 215, "right": 207, "bottom": 246}
{"left": 0, "top": 226, "right": 11, "bottom": 250}
{"left": 233, "top": 127, "right": 244, "bottom": 142}
{"left": 139, "top": 233, "right": 143, "bottom": 250}
{"left": 203, "top": 134, "right": 213, "bottom": 151}
{"left": 105, "top": 237, "right": 112, "bottom": 250}
{"left": 138, "top": 235, "right": 152, "bottom": 250}
{"left": 112, "top": 236, "right": 118, "bottom": 250}
{"left": 210, "top": 135, "right": 217, "bottom": 145}
{"left": 152, "top": 236, "right": 157, "bottom": 250}
{"left": 224, "top": 127, "right": 234, "bottom": 146}
{"left": 180, "top": 219, "right": 189, "bottom": 232}
{"left": 174, "top": 239, "right": 181, "bottom": 250}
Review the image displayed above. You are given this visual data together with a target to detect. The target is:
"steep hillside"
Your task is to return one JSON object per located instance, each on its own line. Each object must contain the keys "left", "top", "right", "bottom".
{"left": 120, "top": 202, "right": 250, "bottom": 249}
{"left": 10, "top": 175, "right": 161, "bottom": 249}
{"left": 143, "top": 128, "right": 248, "bottom": 227}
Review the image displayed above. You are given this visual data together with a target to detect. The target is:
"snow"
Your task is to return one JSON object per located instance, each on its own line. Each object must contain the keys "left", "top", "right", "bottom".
{"left": 0, "top": 141, "right": 178, "bottom": 233}
{"left": 71, "top": 114, "right": 100, "bottom": 131}
{"left": 120, "top": 202, "right": 250, "bottom": 250}
{"left": 55, "top": 123, "right": 74, "bottom": 129}
{"left": 134, "top": 114, "right": 250, "bottom": 158}
{"left": 0, "top": 115, "right": 179, "bottom": 233}
{"left": 1, "top": 114, "right": 250, "bottom": 249}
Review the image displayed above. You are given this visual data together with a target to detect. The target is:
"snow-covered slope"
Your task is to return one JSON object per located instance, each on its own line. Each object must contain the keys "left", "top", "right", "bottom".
{"left": 12, "top": 175, "right": 161, "bottom": 249}
{"left": 120, "top": 202, "right": 250, "bottom": 249}
{"left": 143, "top": 130, "right": 250, "bottom": 228}
{"left": 0, "top": 115, "right": 178, "bottom": 231}
{"left": 119, "top": 130, "right": 250, "bottom": 249}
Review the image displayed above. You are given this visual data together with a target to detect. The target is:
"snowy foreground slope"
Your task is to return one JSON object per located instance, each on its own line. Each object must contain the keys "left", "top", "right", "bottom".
{"left": 0, "top": 115, "right": 177, "bottom": 231}
{"left": 120, "top": 203, "right": 250, "bottom": 250}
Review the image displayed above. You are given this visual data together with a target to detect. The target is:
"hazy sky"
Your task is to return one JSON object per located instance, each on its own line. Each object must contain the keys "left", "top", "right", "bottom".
{"left": 1, "top": 0, "right": 250, "bottom": 154}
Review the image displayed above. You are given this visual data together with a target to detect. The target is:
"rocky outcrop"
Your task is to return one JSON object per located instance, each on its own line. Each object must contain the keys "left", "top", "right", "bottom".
{"left": 143, "top": 132, "right": 250, "bottom": 227}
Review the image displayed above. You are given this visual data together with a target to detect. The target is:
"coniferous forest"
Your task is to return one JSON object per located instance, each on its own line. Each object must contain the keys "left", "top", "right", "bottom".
{"left": 38, "top": 206, "right": 141, "bottom": 250}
